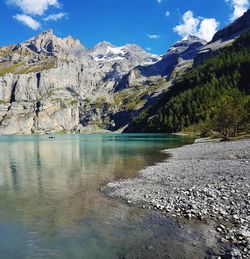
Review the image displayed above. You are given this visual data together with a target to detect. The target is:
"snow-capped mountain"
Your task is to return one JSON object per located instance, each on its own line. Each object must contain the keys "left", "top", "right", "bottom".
{"left": 167, "top": 35, "right": 207, "bottom": 54}
{"left": 114, "top": 35, "right": 206, "bottom": 91}
{"left": 90, "top": 41, "right": 126, "bottom": 61}
{"left": 89, "top": 41, "right": 159, "bottom": 64}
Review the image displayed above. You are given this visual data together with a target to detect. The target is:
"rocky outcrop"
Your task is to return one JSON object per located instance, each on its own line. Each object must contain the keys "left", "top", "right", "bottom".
{"left": 0, "top": 102, "right": 35, "bottom": 134}
{"left": 21, "top": 29, "right": 88, "bottom": 58}
{"left": 212, "top": 9, "right": 250, "bottom": 42}
{"left": 32, "top": 100, "right": 80, "bottom": 133}
{"left": 79, "top": 102, "right": 115, "bottom": 130}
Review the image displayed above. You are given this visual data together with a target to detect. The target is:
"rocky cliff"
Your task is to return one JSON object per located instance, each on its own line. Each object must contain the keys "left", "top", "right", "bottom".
{"left": 0, "top": 29, "right": 160, "bottom": 134}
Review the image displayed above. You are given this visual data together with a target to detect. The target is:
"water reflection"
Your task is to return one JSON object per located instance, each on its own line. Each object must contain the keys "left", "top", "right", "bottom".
{"left": 0, "top": 134, "right": 216, "bottom": 258}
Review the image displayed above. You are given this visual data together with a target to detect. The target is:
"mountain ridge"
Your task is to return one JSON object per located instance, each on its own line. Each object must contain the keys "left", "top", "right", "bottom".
{"left": 0, "top": 10, "right": 250, "bottom": 134}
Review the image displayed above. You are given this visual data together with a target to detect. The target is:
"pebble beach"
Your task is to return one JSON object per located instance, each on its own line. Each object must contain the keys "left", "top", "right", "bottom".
{"left": 102, "top": 138, "right": 250, "bottom": 258}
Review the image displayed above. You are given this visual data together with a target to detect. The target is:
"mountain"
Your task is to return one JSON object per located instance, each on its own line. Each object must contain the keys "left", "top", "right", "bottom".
{"left": 89, "top": 41, "right": 159, "bottom": 64}
{"left": 0, "top": 10, "right": 250, "bottom": 135}
{"left": 124, "top": 13, "right": 250, "bottom": 134}
{"left": 0, "top": 30, "right": 159, "bottom": 134}
{"left": 114, "top": 35, "right": 206, "bottom": 93}
{"left": 21, "top": 29, "right": 88, "bottom": 58}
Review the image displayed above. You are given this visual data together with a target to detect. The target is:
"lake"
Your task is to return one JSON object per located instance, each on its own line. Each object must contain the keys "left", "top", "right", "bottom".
{"left": 0, "top": 134, "right": 214, "bottom": 258}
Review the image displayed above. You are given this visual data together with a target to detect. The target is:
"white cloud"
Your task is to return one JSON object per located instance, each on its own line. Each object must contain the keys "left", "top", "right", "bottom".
{"left": 225, "top": 0, "right": 249, "bottom": 21}
{"left": 198, "top": 18, "right": 220, "bottom": 42}
{"left": 165, "top": 11, "right": 170, "bottom": 17}
{"left": 13, "top": 14, "right": 41, "bottom": 30}
{"left": 174, "top": 11, "right": 200, "bottom": 37}
{"left": 43, "top": 12, "right": 67, "bottom": 21}
{"left": 7, "top": 0, "right": 60, "bottom": 16}
{"left": 174, "top": 11, "right": 219, "bottom": 42}
{"left": 147, "top": 34, "right": 161, "bottom": 39}
{"left": 7, "top": 0, "right": 67, "bottom": 29}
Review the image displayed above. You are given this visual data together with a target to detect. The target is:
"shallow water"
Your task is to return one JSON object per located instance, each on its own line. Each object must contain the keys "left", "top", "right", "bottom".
{"left": 0, "top": 134, "right": 214, "bottom": 258}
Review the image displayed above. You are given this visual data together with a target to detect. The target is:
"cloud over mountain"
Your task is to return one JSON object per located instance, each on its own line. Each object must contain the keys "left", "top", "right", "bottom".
{"left": 7, "top": 0, "right": 60, "bottom": 16}
{"left": 6, "top": 0, "right": 67, "bottom": 29}
{"left": 174, "top": 11, "right": 219, "bottom": 42}
{"left": 225, "top": 0, "right": 249, "bottom": 21}
{"left": 13, "top": 14, "right": 41, "bottom": 30}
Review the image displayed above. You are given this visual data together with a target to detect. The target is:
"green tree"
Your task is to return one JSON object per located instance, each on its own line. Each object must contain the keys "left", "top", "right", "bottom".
{"left": 212, "top": 95, "right": 248, "bottom": 139}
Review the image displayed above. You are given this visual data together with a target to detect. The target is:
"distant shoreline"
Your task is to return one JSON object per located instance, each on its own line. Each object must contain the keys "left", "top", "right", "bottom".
{"left": 102, "top": 138, "right": 250, "bottom": 257}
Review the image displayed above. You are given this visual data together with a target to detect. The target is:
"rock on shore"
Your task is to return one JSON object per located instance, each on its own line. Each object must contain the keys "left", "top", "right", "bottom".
{"left": 102, "top": 139, "right": 250, "bottom": 258}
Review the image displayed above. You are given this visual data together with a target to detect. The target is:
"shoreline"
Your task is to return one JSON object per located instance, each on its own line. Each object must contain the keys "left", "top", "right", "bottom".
{"left": 102, "top": 138, "right": 250, "bottom": 258}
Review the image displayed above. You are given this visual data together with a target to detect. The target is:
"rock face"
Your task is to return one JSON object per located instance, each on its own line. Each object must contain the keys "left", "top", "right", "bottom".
{"left": 1, "top": 29, "right": 206, "bottom": 134}
{"left": 0, "top": 30, "right": 160, "bottom": 134}
{"left": 21, "top": 29, "right": 88, "bottom": 58}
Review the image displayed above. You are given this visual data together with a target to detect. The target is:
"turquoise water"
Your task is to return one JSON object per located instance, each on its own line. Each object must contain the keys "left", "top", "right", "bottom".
{"left": 0, "top": 134, "right": 212, "bottom": 258}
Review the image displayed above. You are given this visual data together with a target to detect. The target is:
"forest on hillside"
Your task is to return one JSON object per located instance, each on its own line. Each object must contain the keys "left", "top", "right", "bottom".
{"left": 127, "top": 30, "right": 250, "bottom": 137}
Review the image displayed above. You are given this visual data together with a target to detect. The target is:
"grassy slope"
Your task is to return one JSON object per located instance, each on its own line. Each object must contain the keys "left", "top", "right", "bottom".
{"left": 0, "top": 47, "right": 57, "bottom": 76}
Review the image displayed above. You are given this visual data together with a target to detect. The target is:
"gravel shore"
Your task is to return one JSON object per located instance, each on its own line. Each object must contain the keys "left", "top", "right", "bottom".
{"left": 102, "top": 138, "right": 250, "bottom": 258}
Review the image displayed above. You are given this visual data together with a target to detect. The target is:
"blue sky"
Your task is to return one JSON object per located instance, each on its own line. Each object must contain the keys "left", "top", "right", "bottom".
{"left": 0, "top": 0, "right": 249, "bottom": 54}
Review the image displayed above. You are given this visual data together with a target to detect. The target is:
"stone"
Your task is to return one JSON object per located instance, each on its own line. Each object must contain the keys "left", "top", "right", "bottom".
{"left": 230, "top": 248, "right": 242, "bottom": 258}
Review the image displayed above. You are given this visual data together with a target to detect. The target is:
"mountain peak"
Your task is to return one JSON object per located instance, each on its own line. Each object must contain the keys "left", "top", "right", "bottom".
{"left": 43, "top": 28, "right": 54, "bottom": 36}
{"left": 178, "top": 35, "right": 207, "bottom": 45}
{"left": 64, "top": 34, "right": 74, "bottom": 40}
{"left": 167, "top": 35, "right": 206, "bottom": 54}
{"left": 88, "top": 41, "right": 159, "bottom": 64}
{"left": 24, "top": 29, "right": 57, "bottom": 45}
{"left": 21, "top": 29, "right": 86, "bottom": 57}
{"left": 62, "top": 34, "right": 83, "bottom": 48}
{"left": 124, "top": 43, "right": 144, "bottom": 51}
{"left": 93, "top": 41, "right": 116, "bottom": 50}
{"left": 32, "top": 29, "right": 55, "bottom": 41}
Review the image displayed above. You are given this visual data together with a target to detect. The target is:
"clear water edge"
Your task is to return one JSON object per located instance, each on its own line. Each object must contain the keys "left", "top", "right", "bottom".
{"left": 0, "top": 134, "right": 216, "bottom": 259}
